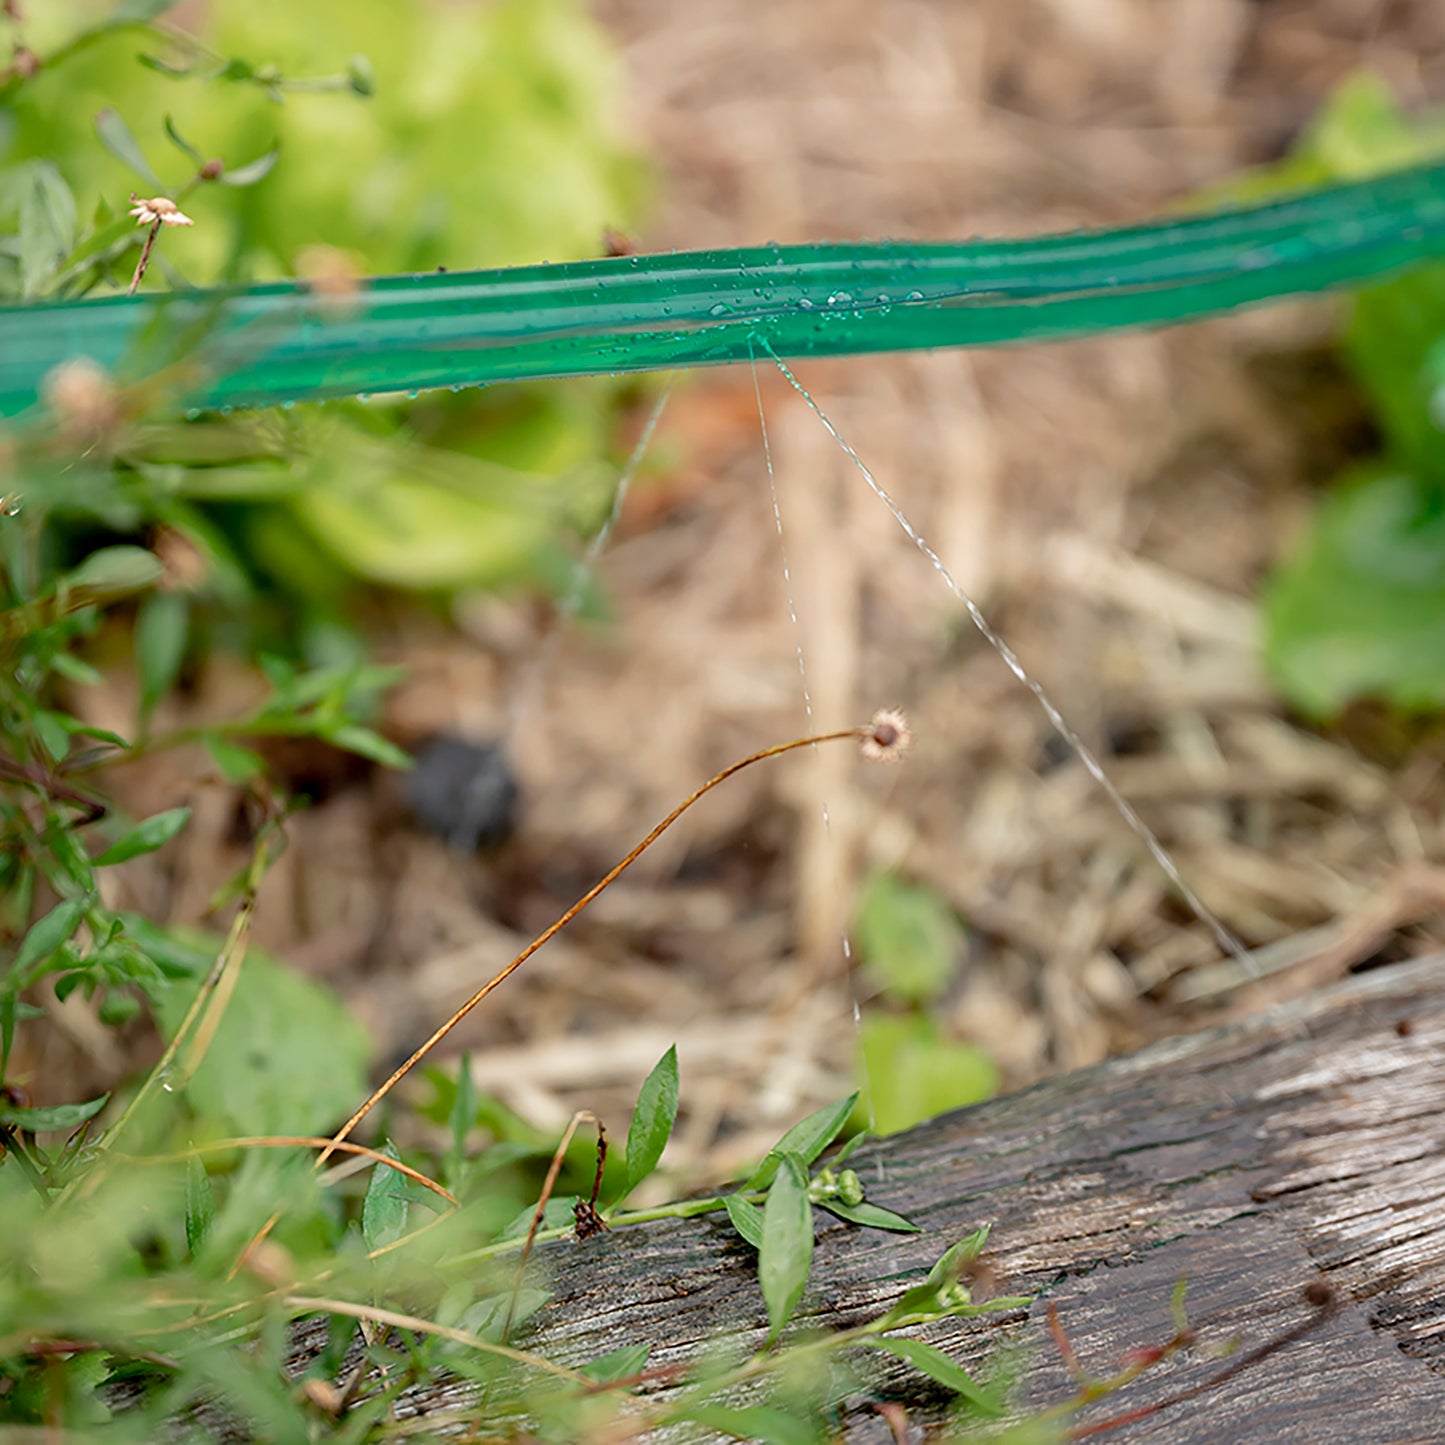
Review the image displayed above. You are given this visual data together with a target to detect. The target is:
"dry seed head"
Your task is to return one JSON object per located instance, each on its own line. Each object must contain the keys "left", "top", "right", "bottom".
{"left": 129, "top": 194, "right": 194, "bottom": 227}
{"left": 861, "top": 707, "right": 912, "bottom": 763}
{"left": 42, "top": 358, "right": 120, "bottom": 441}
{"left": 297, "top": 243, "right": 363, "bottom": 312}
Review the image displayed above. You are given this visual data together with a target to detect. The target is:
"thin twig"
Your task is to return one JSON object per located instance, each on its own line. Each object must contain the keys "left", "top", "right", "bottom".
{"left": 128, "top": 221, "right": 160, "bottom": 295}
{"left": 502, "top": 1110, "right": 600, "bottom": 1341}
{"left": 319, "top": 725, "right": 867, "bottom": 1161}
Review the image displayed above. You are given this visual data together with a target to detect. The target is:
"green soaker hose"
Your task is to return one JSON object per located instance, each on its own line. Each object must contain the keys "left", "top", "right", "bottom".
{"left": 3, "top": 164, "right": 1445, "bottom": 419}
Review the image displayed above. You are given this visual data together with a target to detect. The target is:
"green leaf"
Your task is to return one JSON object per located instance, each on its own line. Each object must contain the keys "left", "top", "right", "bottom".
{"left": 53, "top": 966, "right": 90, "bottom": 1003}
{"left": 326, "top": 724, "right": 411, "bottom": 770}
{"left": 852, "top": 1013, "right": 997, "bottom": 1136}
{"left": 0, "top": 1093, "right": 108, "bottom": 1131}
{"left": 1, "top": 998, "right": 44, "bottom": 1077}
{"left": 218, "top": 148, "right": 280, "bottom": 189}
{"left": 676, "top": 1404, "right": 821, "bottom": 1445}
{"left": 860, "top": 1337, "right": 998, "bottom": 1413}
{"left": 449, "top": 1052, "right": 476, "bottom": 1163}
{"left": 760, "top": 1152, "right": 813, "bottom": 1339}
{"left": 13, "top": 896, "right": 87, "bottom": 979}
{"left": 149, "top": 929, "right": 370, "bottom": 1135}
{"left": 33, "top": 709, "right": 71, "bottom": 764}
{"left": 163, "top": 115, "right": 203, "bottom": 165}
{"left": 623, "top": 1044, "right": 678, "bottom": 1196}
{"left": 498, "top": 1196, "right": 576, "bottom": 1240}
{"left": 136, "top": 591, "right": 189, "bottom": 722}
{"left": 361, "top": 1141, "right": 409, "bottom": 1251}
{"left": 579, "top": 1343, "right": 649, "bottom": 1386}
{"left": 51, "top": 653, "right": 105, "bottom": 687}
{"left": 723, "top": 1191, "right": 764, "bottom": 1249}
{"left": 456, "top": 1288, "right": 549, "bottom": 1342}
{"left": 204, "top": 735, "right": 264, "bottom": 784}
{"left": 1346, "top": 268, "right": 1445, "bottom": 481}
{"left": 94, "top": 807, "right": 192, "bottom": 866}
{"left": 1264, "top": 466, "right": 1445, "bottom": 715}
{"left": 815, "top": 1198, "right": 920, "bottom": 1233}
{"left": 17, "top": 162, "right": 76, "bottom": 299}
{"left": 94, "top": 109, "right": 164, "bottom": 190}
{"left": 744, "top": 1093, "right": 858, "bottom": 1190}
{"left": 185, "top": 1155, "right": 216, "bottom": 1258}
{"left": 61, "top": 547, "right": 165, "bottom": 607}
{"left": 855, "top": 870, "right": 965, "bottom": 1004}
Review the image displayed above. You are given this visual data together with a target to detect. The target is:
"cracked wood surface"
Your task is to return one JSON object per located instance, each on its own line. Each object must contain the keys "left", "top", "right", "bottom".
{"left": 272, "top": 957, "right": 1445, "bottom": 1440}
{"left": 485, "top": 955, "right": 1445, "bottom": 1442}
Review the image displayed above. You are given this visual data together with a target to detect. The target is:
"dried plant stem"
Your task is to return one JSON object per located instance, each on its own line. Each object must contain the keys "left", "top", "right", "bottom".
{"left": 128, "top": 221, "right": 161, "bottom": 296}
{"left": 321, "top": 726, "right": 868, "bottom": 1161}
{"left": 280, "top": 1296, "right": 594, "bottom": 1387}
{"left": 69, "top": 892, "right": 255, "bottom": 1189}
{"left": 132, "top": 1137, "right": 457, "bottom": 1205}
{"left": 503, "top": 1110, "right": 601, "bottom": 1341}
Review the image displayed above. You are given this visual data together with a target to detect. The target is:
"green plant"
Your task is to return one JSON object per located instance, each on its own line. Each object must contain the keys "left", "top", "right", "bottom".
{"left": 0, "top": 0, "right": 648, "bottom": 639}
{"left": 1244, "top": 75, "right": 1445, "bottom": 716}
{"left": 849, "top": 871, "right": 998, "bottom": 1136}
{"left": 5, "top": 12, "right": 1441, "bottom": 1434}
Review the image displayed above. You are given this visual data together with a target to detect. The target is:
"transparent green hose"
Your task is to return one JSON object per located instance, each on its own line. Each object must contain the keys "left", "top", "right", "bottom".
{"left": 3, "top": 163, "right": 1445, "bottom": 418}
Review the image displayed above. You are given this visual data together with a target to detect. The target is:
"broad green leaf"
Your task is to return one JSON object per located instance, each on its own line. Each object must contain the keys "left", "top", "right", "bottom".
{"left": 744, "top": 1093, "right": 858, "bottom": 1190}
{"left": 723, "top": 1191, "right": 764, "bottom": 1249}
{"left": 760, "top": 1152, "right": 813, "bottom": 1340}
{"left": 623, "top": 1044, "right": 678, "bottom": 1195}
{"left": 676, "top": 1404, "right": 821, "bottom": 1445}
{"left": 851, "top": 1013, "right": 997, "bottom": 1136}
{"left": 17, "top": 162, "right": 76, "bottom": 299}
{"left": 13, "top": 896, "right": 87, "bottom": 978}
{"left": 94, "top": 108, "right": 164, "bottom": 190}
{"left": 1264, "top": 465, "right": 1445, "bottom": 715}
{"left": 94, "top": 807, "right": 192, "bottom": 867}
{"left": 815, "top": 1198, "right": 920, "bottom": 1233}
{"left": 855, "top": 870, "right": 965, "bottom": 1004}
{"left": 361, "top": 1141, "right": 409, "bottom": 1251}
{"left": 1346, "top": 269, "right": 1445, "bottom": 482}
{"left": 860, "top": 1337, "right": 999, "bottom": 1413}
{"left": 136, "top": 591, "right": 189, "bottom": 722}
{"left": 185, "top": 1155, "right": 216, "bottom": 1257}
{"left": 0, "top": 1093, "right": 108, "bottom": 1131}
{"left": 150, "top": 929, "right": 370, "bottom": 1135}
{"left": 579, "top": 1343, "right": 649, "bottom": 1386}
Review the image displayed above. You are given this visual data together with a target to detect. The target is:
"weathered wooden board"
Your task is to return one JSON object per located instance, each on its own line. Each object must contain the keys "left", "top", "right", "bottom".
{"left": 482, "top": 955, "right": 1445, "bottom": 1441}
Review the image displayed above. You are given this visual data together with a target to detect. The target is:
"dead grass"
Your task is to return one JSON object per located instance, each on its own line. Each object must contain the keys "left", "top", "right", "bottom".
{"left": 31, "top": 0, "right": 1445, "bottom": 1183}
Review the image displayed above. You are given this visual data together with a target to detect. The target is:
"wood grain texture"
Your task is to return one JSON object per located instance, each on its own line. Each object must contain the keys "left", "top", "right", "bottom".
{"left": 469, "top": 955, "right": 1445, "bottom": 1442}
{"left": 272, "top": 958, "right": 1445, "bottom": 1439}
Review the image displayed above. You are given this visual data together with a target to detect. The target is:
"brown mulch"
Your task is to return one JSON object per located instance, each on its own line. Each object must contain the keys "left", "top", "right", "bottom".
{"left": 27, "top": 0, "right": 1445, "bottom": 1186}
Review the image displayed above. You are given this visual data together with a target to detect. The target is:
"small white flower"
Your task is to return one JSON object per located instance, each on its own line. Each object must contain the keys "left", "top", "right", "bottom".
{"left": 129, "top": 195, "right": 194, "bottom": 228}
{"left": 861, "top": 707, "right": 913, "bottom": 764}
